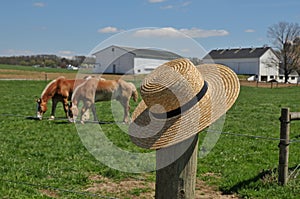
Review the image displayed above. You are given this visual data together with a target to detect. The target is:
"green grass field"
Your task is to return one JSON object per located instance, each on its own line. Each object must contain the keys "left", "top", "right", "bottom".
{"left": 1, "top": 79, "right": 300, "bottom": 198}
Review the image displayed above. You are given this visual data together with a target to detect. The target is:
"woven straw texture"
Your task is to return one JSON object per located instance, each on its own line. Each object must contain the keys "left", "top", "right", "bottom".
{"left": 129, "top": 58, "right": 240, "bottom": 149}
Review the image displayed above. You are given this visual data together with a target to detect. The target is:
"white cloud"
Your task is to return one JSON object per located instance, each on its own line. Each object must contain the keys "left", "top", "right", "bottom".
{"left": 148, "top": 0, "right": 166, "bottom": 3}
{"left": 57, "top": 50, "right": 76, "bottom": 59}
{"left": 159, "top": 1, "right": 191, "bottom": 10}
{"left": 1, "top": 49, "right": 33, "bottom": 56}
{"left": 134, "top": 27, "right": 229, "bottom": 38}
{"left": 245, "top": 29, "right": 255, "bottom": 33}
{"left": 181, "top": 1, "right": 191, "bottom": 7}
{"left": 160, "top": 5, "right": 174, "bottom": 9}
{"left": 180, "top": 28, "right": 229, "bottom": 38}
{"left": 134, "top": 27, "right": 180, "bottom": 37}
{"left": 58, "top": 50, "right": 73, "bottom": 55}
{"left": 33, "top": 2, "right": 45, "bottom": 7}
{"left": 98, "top": 26, "right": 123, "bottom": 33}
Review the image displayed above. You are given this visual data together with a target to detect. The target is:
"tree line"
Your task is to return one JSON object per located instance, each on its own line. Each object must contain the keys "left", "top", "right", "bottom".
{"left": 0, "top": 55, "right": 93, "bottom": 68}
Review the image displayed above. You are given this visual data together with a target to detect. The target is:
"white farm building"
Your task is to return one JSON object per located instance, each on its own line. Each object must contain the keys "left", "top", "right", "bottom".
{"left": 92, "top": 45, "right": 181, "bottom": 74}
{"left": 203, "top": 47, "right": 279, "bottom": 82}
{"left": 203, "top": 47, "right": 299, "bottom": 83}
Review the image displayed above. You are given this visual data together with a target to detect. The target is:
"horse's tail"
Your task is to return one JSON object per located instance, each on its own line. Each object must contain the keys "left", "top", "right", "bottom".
{"left": 130, "top": 83, "right": 139, "bottom": 102}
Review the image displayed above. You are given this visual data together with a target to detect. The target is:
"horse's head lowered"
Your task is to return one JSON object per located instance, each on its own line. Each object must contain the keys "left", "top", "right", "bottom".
{"left": 36, "top": 98, "right": 47, "bottom": 120}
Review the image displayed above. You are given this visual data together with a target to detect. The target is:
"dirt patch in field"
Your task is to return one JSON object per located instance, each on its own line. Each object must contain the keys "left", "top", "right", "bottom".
{"left": 39, "top": 189, "right": 59, "bottom": 198}
{"left": 1, "top": 68, "right": 298, "bottom": 89}
{"left": 0, "top": 69, "right": 144, "bottom": 82}
{"left": 0, "top": 69, "right": 77, "bottom": 80}
{"left": 85, "top": 174, "right": 240, "bottom": 199}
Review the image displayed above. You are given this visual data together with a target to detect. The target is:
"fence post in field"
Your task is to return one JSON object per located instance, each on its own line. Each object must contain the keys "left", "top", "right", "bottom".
{"left": 278, "top": 108, "right": 290, "bottom": 185}
{"left": 155, "top": 134, "right": 198, "bottom": 199}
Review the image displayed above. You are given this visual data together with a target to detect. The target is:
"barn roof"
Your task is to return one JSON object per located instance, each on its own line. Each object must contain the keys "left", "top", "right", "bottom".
{"left": 203, "top": 47, "right": 275, "bottom": 59}
{"left": 93, "top": 45, "right": 182, "bottom": 60}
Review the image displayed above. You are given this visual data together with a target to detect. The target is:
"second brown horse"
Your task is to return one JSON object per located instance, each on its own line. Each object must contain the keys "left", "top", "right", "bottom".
{"left": 71, "top": 77, "right": 138, "bottom": 123}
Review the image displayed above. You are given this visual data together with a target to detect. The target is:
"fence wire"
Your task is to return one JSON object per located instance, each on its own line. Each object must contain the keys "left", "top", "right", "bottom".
{"left": 288, "top": 164, "right": 300, "bottom": 180}
{"left": 2, "top": 113, "right": 300, "bottom": 144}
{"left": 205, "top": 129, "right": 300, "bottom": 144}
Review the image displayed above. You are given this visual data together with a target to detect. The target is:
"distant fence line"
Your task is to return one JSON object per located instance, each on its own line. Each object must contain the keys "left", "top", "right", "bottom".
{"left": 239, "top": 80, "right": 299, "bottom": 88}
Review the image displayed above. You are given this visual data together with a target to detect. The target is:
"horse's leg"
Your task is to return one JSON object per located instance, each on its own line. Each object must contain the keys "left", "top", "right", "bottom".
{"left": 91, "top": 103, "right": 97, "bottom": 121}
{"left": 120, "top": 98, "right": 130, "bottom": 123}
{"left": 80, "top": 103, "right": 89, "bottom": 124}
{"left": 50, "top": 98, "right": 58, "bottom": 120}
{"left": 62, "top": 97, "right": 70, "bottom": 119}
{"left": 68, "top": 102, "right": 73, "bottom": 117}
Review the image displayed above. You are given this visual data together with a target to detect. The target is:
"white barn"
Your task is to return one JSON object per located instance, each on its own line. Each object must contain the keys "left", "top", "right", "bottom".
{"left": 92, "top": 45, "right": 181, "bottom": 74}
{"left": 202, "top": 47, "right": 294, "bottom": 82}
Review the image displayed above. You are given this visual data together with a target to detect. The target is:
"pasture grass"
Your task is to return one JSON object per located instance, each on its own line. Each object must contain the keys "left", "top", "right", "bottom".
{"left": 0, "top": 80, "right": 300, "bottom": 198}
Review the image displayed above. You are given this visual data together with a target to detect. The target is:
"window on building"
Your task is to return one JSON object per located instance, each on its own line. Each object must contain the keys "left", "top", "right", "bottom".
{"left": 270, "top": 75, "right": 274, "bottom": 79}
{"left": 291, "top": 77, "right": 295, "bottom": 80}
{"left": 145, "top": 68, "right": 154, "bottom": 71}
{"left": 261, "top": 76, "right": 267, "bottom": 81}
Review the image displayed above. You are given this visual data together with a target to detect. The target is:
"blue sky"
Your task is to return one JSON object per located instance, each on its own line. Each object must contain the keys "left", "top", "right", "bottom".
{"left": 1, "top": 0, "right": 300, "bottom": 58}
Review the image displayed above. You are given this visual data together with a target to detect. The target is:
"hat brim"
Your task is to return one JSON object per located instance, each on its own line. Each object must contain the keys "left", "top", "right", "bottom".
{"left": 129, "top": 64, "right": 240, "bottom": 149}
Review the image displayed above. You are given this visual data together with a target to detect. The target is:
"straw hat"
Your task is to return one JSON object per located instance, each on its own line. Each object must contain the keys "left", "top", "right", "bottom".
{"left": 129, "top": 58, "right": 240, "bottom": 149}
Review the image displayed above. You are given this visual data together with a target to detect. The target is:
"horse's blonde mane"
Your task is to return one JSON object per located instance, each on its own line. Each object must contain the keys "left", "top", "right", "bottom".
{"left": 41, "top": 76, "right": 66, "bottom": 98}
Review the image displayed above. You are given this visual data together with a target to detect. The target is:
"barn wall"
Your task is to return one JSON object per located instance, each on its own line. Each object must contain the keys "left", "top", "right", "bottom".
{"left": 134, "top": 58, "right": 170, "bottom": 74}
{"left": 208, "top": 58, "right": 259, "bottom": 75}
{"left": 93, "top": 46, "right": 134, "bottom": 74}
{"left": 116, "top": 54, "right": 134, "bottom": 74}
{"left": 259, "top": 49, "right": 279, "bottom": 81}
{"left": 203, "top": 48, "right": 299, "bottom": 83}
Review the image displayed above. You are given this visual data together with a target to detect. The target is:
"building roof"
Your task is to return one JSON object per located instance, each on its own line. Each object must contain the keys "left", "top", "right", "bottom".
{"left": 203, "top": 47, "right": 274, "bottom": 60}
{"left": 279, "top": 70, "right": 299, "bottom": 76}
{"left": 93, "top": 45, "right": 182, "bottom": 60}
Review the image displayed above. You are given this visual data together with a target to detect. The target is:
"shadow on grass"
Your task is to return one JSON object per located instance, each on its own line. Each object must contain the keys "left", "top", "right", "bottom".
{"left": 221, "top": 169, "right": 276, "bottom": 194}
{"left": 222, "top": 166, "right": 300, "bottom": 194}
{"left": 294, "top": 134, "right": 300, "bottom": 139}
{"left": 25, "top": 116, "right": 40, "bottom": 120}
{"left": 25, "top": 116, "right": 125, "bottom": 125}
{"left": 55, "top": 120, "right": 126, "bottom": 125}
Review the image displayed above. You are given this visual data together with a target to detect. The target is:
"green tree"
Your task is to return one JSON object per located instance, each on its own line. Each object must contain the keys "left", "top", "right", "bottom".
{"left": 44, "top": 59, "right": 56, "bottom": 67}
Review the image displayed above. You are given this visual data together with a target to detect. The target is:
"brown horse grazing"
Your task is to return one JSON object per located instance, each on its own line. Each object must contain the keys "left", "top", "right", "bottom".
{"left": 36, "top": 76, "right": 86, "bottom": 120}
{"left": 71, "top": 77, "right": 138, "bottom": 123}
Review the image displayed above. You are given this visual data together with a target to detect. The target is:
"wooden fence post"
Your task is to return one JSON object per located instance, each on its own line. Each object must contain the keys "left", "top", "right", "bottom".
{"left": 155, "top": 134, "right": 198, "bottom": 199}
{"left": 278, "top": 108, "right": 290, "bottom": 186}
